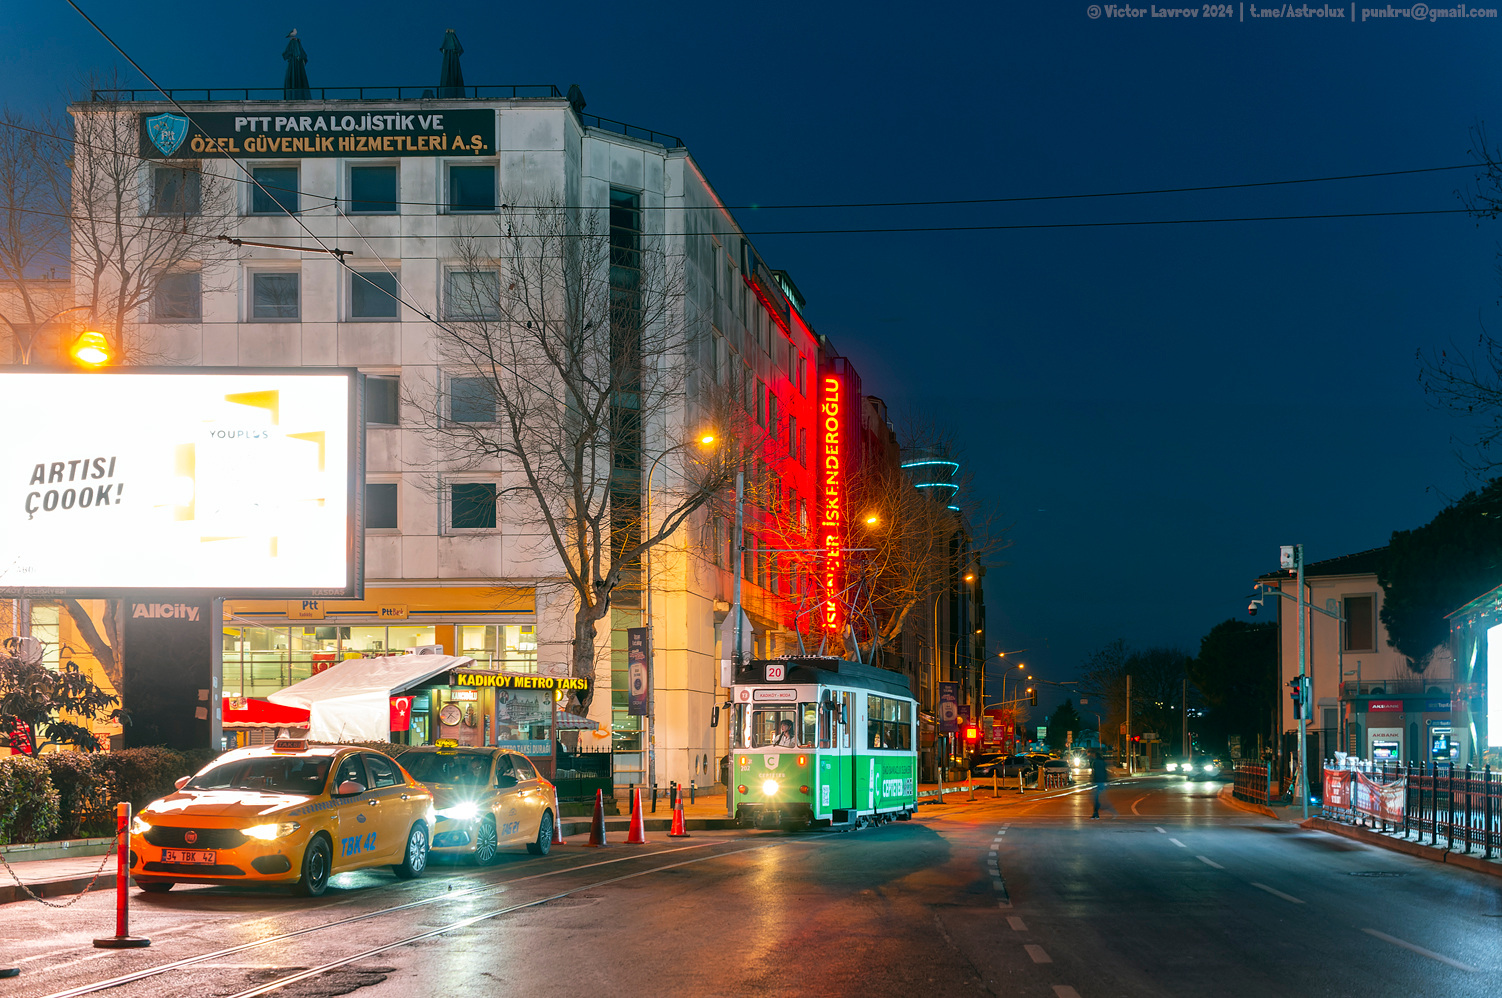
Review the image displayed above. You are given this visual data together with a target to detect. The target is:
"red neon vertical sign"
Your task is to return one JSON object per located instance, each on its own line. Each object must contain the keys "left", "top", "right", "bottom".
{"left": 820, "top": 375, "right": 844, "bottom": 634}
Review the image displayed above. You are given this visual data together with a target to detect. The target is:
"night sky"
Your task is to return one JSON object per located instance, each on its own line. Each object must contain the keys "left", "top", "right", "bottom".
{"left": 7, "top": 2, "right": 1500, "bottom": 712}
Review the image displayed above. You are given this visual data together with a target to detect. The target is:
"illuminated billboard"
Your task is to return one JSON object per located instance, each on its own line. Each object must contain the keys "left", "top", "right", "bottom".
{"left": 0, "top": 369, "right": 362, "bottom": 597}
{"left": 819, "top": 374, "right": 844, "bottom": 634}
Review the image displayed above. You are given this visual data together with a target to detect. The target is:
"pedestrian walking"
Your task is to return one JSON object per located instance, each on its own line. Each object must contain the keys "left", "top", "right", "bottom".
{"left": 1090, "top": 751, "right": 1117, "bottom": 819}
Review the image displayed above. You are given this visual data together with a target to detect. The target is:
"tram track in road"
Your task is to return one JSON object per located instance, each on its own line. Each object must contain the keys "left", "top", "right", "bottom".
{"left": 33, "top": 838, "right": 743, "bottom": 998}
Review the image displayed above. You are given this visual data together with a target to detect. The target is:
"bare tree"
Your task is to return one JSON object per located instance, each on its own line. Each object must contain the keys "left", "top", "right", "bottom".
{"left": 847, "top": 419, "right": 1008, "bottom": 665}
{"left": 410, "top": 193, "right": 738, "bottom": 713}
{"left": 0, "top": 106, "right": 71, "bottom": 362}
{"left": 1079, "top": 639, "right": 1196, "bottom": 750}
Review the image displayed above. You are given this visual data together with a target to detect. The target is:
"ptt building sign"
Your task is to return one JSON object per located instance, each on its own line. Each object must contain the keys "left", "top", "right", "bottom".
{"left": 140, "top": 109, "right": 496, "bottom": 159}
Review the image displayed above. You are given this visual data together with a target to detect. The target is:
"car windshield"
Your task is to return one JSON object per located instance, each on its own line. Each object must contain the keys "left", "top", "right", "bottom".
{"left": 185, "top": 756, "right": 332, "bottom": 796}
{"left": 401, "top": 752, "right": 493, "bottom": 786}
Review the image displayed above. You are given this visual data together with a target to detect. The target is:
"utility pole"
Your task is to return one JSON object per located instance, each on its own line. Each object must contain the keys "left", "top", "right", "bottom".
{"left": 1182, "top": 675, "right": 1189, "bottom": 763}
{"left": 1295, "top": 543, "right": 1308, "bottom": 820}
{"left": 1125, "top": 674, "right": 1132, "bottom": 774}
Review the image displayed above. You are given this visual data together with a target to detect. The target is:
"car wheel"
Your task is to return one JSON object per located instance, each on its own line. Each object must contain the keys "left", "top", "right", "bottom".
{"left": 138, "top": 881, "right": 174, "bottom": 894}
{"left": 472, "top": 817, "right": 499, "bottom": 866}
{"left": 393, "top": 821, "right": 429, "bottom": 879}
{"left": 526, "top": 811, "right": 553, "bottom": 856}
{"left": 295, "top": 836, "right": 331, "bottom": 897}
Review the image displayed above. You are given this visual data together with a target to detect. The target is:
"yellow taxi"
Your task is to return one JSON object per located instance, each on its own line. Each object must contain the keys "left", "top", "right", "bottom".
{"left": 398, "top": 745, "right": 558, "bottom": 864}
{"left": 130, "top": 740, "right": 435, "bottom": 897}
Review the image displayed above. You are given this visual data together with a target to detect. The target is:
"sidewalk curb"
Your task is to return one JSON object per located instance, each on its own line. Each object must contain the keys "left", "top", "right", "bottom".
{"left": 1301, "top": 816, "right": 1502, "bottom": 880}
{"left": 1217, "top": 784, "right": 1281, "bottom": 820}
{"left": 0, "top": 873, "right": 117, "bottom": 906}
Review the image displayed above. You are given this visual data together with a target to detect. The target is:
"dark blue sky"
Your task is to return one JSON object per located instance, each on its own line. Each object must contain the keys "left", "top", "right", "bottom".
{"left": 8, "top": 2, "right": 1501, "bottom": 711}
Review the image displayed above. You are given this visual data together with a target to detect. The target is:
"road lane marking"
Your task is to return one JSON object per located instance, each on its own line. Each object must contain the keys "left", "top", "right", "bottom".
{"left": 1251, "top": 882, "right": 1304, "bottom": 904}
{"left": 1197, "top": 855, "right": 1224, "bottom": 869}
{"left": 1132, "top": 795, "right": 1150, "bottom": 815}
{"left": 1008, "top": 916, "right": 1027, "bottom": 931}
{"left": 993, "top": 879, "right": 1006, "bottom": 891}
{"left": 1025, "top": 944, "right": 1052, "bottom": 964}
{"left": 1362, "top": 929, "right": 1478, "bottom": 972}
{"left": 1053, "top": 988, "right": 1082, "bottom": 998}
{"left": 1155, "top": 826, "right": 1166, "bottom": 833}
{"left": 1169, "top": 838, "right": 1187, "bottom": 848}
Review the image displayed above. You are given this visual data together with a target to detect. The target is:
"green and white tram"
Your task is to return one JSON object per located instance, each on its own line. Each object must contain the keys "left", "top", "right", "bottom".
{"left": 728, "top": 657, "right": 918, "bottom": 830}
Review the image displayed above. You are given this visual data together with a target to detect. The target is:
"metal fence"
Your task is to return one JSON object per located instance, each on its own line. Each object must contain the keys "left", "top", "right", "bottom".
{"left": 90, "top": 85, "right": 564, "bottom": 102}
{"left": 1322, "top": 758, "right": 1502, "bottom": 859}
{"left": 1233, "top": 760, "right": 1272, "bottom": 805}
{"left": 1041, "top": 769, "right": 1071, "bottom": 790}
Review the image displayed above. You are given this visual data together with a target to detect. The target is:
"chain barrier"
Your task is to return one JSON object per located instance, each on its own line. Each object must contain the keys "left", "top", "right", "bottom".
{"left": 0, "top": 834, "right": 118, "bottom": 909}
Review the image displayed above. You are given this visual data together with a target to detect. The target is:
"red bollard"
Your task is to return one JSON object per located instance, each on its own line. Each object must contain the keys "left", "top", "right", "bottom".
{"left": 94, "top": 802, "right": 150, "bottom": 949}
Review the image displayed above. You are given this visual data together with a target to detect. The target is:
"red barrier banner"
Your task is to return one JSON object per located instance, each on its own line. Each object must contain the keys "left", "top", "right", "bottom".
{"left": 1351, "top": 769, "right": 1405, "bottom": 823}
{"left": 1323, "top": 768, "right": 1353, "bottom": 809}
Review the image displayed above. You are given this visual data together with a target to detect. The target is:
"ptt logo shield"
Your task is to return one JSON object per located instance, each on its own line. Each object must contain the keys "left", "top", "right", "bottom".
{"left": 146, "top": 113, "right": 189, "bottom": 157}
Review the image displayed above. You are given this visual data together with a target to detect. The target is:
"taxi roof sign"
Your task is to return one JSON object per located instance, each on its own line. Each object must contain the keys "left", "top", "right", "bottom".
{"left": 272, "top": 738, "right": 309, "bottom": 752}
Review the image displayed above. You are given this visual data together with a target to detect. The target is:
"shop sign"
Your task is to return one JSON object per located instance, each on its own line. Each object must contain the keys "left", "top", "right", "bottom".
{"left": 448, "top": 689, "right": 478, "bottom": 701}
{"left": 140, "top": 109, "right": 496, "bottom": 159}
{"left": 497, "top": 739, "right": 551, "bottom": 756}
{"left": 389, "top": 697, "right": 412, "bottom": 732}
{"left": 938, "top": 682, "right": 958, "bottom": 733}
{"left": 378, "top": 604, "right": 409, "bottom": 620}
{"left": 819, "top": 374, "right": 845, "bottom": 634}
{"left": 1367, "top": 700, "right": 1403, "bottom": 712}
{"left": 288, "top": 600, "right": 325, "bottom": 620}
{"left": 1424, "top": 700, "right": 1451, "bottom": 713}
{"left": 450, "top": 672, "right": 588, "bottom": 691}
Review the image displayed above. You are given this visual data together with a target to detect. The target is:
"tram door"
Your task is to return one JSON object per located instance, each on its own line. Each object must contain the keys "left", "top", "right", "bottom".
{"left": 831, "top": 690, "right": 855, "bottom": 810}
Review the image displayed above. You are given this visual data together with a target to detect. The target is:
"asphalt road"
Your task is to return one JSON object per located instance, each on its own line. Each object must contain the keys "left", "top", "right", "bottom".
{"left": 1, "top": 776, "right": 1499, "bottom": 997}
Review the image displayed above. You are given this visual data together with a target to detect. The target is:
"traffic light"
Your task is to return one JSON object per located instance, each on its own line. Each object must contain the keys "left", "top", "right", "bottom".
{"left": 1287, "top": 677, "right": 1308, "bottom": 719}
{"left": 964, "top": 725, "right": 979, "bottom": 742}
{"left": 1029, "top": 689, "right": 1037, "bottom": 706}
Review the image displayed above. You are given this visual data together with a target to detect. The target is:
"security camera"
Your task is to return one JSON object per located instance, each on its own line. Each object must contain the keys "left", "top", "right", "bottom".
{"left": 1247, "top": 601, "right": 1258, "bottom": 616}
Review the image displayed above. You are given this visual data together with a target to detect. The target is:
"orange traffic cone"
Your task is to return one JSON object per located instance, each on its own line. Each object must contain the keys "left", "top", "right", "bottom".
{"left": 626, "top": 787, "right": 648, "bottom": 844}
{"left": 669, "top": 796, "right": 690, "bottom": 837}
{"left": 586, "top": 788, "right": 608, "bottom": 847}
{"left": 552, "top": 791, "right": 566, "bottom": 845}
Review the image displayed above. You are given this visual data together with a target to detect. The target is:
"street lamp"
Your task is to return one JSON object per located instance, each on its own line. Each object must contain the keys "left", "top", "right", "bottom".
{"left": 642, "top": 431, "right": 718, "bottom": 791}
{"left": 70, "top": 330, "right": 111, "bottom": 367}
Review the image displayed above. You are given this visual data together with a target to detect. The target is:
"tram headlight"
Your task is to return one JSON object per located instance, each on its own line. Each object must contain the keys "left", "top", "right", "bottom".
{"left": 761, "top": 779, "right": 780, "bottom": 796}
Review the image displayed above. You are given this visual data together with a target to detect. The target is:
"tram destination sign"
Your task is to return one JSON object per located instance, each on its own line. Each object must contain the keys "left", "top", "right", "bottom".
{"left": 140, "top": 109, "right": 496, "bottom": 159}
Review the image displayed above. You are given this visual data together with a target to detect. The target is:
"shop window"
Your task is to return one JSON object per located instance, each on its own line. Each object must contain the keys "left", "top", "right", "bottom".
{"left": 250, "top": 165, "right": 299, "bottom": 215}
{"left": 366, "top": 482, "right": 398, "bottom": 530}
{"left": 448, "top": 164, "right": 496, "bottom": 212}
{"left": 450, "top": 482, "right": 497, "bottom": 530}
{"left": 351, "top": 270, "right": 400, "bottom": 320}
{"left": 349, "top": 164, "right": 398, "bottom": 214}
{"left": 365, "top": 375, "right": 399, "bottom": 426}
{"left": 150, "top": 165, "right": 201, "bottom": 216}
{"left": 251, "top": 272, "right": 299, "bottom": 320}
{"left": 386, "top": 626, "right": 437, "bottom": 652}
{"left": 151, "top": 271, "right": 201, "bottom": 322}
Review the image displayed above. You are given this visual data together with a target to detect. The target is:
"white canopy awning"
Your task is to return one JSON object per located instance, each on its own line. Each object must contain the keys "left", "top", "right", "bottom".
{"left": 268, "top": 651, "right": 475, "bottom": 742}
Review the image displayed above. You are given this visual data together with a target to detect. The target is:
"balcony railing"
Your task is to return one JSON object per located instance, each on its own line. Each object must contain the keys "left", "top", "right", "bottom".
{"left": 578, "top": 114, "right": 684, "bottom": 149}
{"left": 1340, "top": 679, "right": 1452, "bottom": 698}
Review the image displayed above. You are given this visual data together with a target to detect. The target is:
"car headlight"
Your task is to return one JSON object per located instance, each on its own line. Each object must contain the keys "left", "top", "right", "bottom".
{"left": 437, "top": 801, "right": 480, "bottom": 822}
{"left": 242, "top": 821, "right": 301, "bottom": 840}
{"left": 1166, "top": 762, "right": 1178, "bottom": 771}
{"left": 130, "top": 816, "right": 151, "bottom": 835}
{"left": 1203, "top": 764, "right": 1216, "bottom": 772}
{"left": 761, "top": 779, "right": 780, "bottom": 796}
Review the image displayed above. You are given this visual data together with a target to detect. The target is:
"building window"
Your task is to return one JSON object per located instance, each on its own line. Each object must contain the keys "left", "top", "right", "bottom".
{"left": 1344, "top": 595, "right": 1376, "bottom": 652}
{"left": 755, "top": 379, "right": 767, "bottom": 427}
{"left": 450, "top": 482, "right": 497, "bottom": 529}
{"left": 768, "top": 393, "right": 779, "bottom": 443}
{"left": 365, "top": 375, "right": 399, "bottom": 425}
{"left": 151, "top": 271, "right": 201, "bottom": 322}
{"left": 450, "top": 376, "right": 496, "bottom": 423}
{"left": 799, "top": 426, "right": 808, "bottom": 467}
{"left": 448, "top": 164, "right": 496, "bottom": 212}
{"left": 351, "top": 270, "right": 400, "bottom": 319}
{"left": 350, "top": 165, "right": 398, "bottom": 214}
{"left": 150, "top": 166, "right": 201, "bottom": 216}
{"left": 250, "top": 166, "right": 299, "bottom": 215}
{"left": 444, "top": 270, "right": 500, "bottom": 320}
{"left": 366, "top": 482, "right": 398, "bottom": 529}
{"left": 797, "top": 355, "right": 807, "bottom": 395}
{"left": 251, "top": 271, "right": 299, "bottom": 320}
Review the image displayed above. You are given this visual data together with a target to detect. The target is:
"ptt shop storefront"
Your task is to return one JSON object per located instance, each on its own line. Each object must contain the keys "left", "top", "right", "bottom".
{"left": 432, "top": 670, "right": 591, "bottom": 779}
{"left": 222, "top": 587, "right": 538, "bottom": 705}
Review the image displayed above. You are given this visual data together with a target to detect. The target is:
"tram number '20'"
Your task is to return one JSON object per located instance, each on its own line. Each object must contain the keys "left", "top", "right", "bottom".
{"left": 340, "top": 833, "right": 377, "bottom": 857}
{"left": 501, "top": 821, "right": 520, "bottom": 836}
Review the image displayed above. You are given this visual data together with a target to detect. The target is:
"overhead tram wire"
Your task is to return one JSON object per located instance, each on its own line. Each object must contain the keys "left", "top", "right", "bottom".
{"left": 0, "top": 118, "right": 1486, "bottom": 214}
{"left": 59, "top": 0, "right": 570, "bottom": 410}
{"left": 9, "top": 199, "right": 1476, "bottom": 238}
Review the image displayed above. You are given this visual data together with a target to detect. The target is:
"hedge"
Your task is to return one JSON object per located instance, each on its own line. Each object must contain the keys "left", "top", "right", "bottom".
{"left": 0, "top": 747, "right": 223, "bottom": 846}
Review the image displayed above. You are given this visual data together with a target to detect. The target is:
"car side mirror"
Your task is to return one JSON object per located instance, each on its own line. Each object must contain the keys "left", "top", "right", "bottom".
{"left": 336, "top": 780, "right": 366, "bottom": 796}
{"left": 174, "top": 776, "right": 190, "bottom": 791}
{"left": 496, "top": 774, "right": 518, "bottom": 789}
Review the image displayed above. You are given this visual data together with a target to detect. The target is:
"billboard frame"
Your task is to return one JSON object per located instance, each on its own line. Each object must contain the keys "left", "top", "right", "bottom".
{"left": 0, "top": 365, "right": 364, "bottom": 600}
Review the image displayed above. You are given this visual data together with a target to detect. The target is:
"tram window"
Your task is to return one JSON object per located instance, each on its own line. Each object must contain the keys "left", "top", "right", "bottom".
{"left": 867, "top": 695, "right": 913, "bottom": 750}
{"left": 818, "top": 696, "right": 832, "bottom": 748}
{"left": 751, "top": 708, "right": 805, "bottom": 748}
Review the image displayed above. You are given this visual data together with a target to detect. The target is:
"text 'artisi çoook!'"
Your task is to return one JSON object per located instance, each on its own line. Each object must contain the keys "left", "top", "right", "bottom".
{"left": 23, "top": 456, "right": 122, "bottom": 518}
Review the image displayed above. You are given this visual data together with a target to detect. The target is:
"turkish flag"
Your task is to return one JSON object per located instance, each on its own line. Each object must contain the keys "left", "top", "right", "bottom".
{"left": 389, "top": 697, "right": 413, "bottom": 732}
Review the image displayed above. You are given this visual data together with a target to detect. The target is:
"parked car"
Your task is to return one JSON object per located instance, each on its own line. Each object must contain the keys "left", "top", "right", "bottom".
{"left": 1029, "top": 758, "right": 1074, "bottom": 788}
{"left": 969, "top": 753, "right": 1030, "bottom": 778}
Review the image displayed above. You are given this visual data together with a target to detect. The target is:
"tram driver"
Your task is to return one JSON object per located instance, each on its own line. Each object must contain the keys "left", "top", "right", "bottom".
{"left": 773, "top": 719, "right": 797, "bottom": 747}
